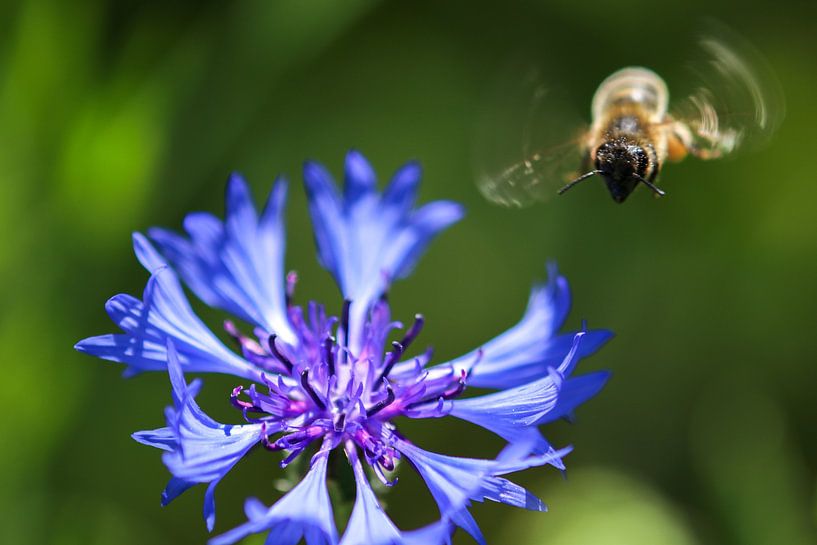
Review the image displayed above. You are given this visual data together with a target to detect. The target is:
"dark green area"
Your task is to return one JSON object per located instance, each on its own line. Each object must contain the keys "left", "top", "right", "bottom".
{"left": 1, "top": 1, "right": 816, "bottom": 544}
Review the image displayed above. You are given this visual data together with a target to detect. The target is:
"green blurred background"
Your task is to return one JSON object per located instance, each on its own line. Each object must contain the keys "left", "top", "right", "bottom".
{"left": 2, "top": 1, "right": 816, "bottom": 544}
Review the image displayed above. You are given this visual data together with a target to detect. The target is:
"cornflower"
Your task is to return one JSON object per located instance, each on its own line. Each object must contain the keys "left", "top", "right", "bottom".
{"left": 76, "top": 151, "right": 612, "bottom": 544}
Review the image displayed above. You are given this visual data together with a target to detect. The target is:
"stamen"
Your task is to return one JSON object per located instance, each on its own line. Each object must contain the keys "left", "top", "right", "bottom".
{"left": 280, "top": 449, "right": 302, "bottom": 468}
{"left": 268, "top": 334, "right": 294, "bottom": 372}
{"left": 404, "top": 369, "right": 468, "bottom": 411}
{"left": 421, "top": 346, "right": 434, "bottom": 366}
{"left": 403, "top": 396, "right": 449, "bottom": 419}
{"left": 399, "top": 314, "right": 425, "bottom": 351}
{"left": 333, "top": 413, "right": 346, "bottom": 433}
{"left": 379, "top": 451, "right": 396, "bottom": 471}
{"left": 322, "top": 336, "right": 336, "bottom": 376}
{"left": 372, "top": 459, "right": 398, "bottom": 487}
{"left": 286, "top": 271, "right": 298, "bottom": 306}
{"left": 466, "top": 348, "right": 484, "bottom": 378}
{"left": 340, "top": 299, "right": 351, "bottom": 353}
{"left": 224, "top": 320, "right": 243, "bottom": 349}
{"left": 366, "top": 381, "right": 396, "bottom": 417}
{"left": 308, "top": 301, "right": 320, "bottom": 334}
{"left": 261, "top": 372, "right": 296, "bottom": 398}
{"left": 261, "top": 422, "right": 281, "bottom": 451}
{"left": 375, "top": 341, "right": 404, "bottom": 387}
{"left": 325, "top": 374, "right": 338, "bottom": 403}
{"left": 277, "top": 427, "right": 318, "bottom": 449}
{"left": 230, "top": 386, "right": 254, "bottom": 409}
{"left": 357, "top": 431, "right": 381, "bottom": 460}
{"left": 277, "top": 427, "right": 324, "bottom": 467}
{"left": 300, "top": 370, "right": 326, "bottom": 410}
{"left": 441, "top": 370, "right": 468, "bottom": 400}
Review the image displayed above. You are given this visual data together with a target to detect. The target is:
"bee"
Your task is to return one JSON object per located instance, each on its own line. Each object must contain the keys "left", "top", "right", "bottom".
{"left": 476, "top": 25, "right": 785, "bottom": 205}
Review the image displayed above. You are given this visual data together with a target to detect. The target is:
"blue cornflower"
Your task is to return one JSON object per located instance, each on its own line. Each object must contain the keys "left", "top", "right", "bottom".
{"left": 76, "top": 151, "right": 612, "bottom": 545}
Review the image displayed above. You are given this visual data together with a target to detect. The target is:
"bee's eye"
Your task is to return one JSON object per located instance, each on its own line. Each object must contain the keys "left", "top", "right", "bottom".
{"left": 633, "top": 147, "right": 648, "bottom": 172}
{"left": 595, "top": 143, "right": 613, "bottom": 166}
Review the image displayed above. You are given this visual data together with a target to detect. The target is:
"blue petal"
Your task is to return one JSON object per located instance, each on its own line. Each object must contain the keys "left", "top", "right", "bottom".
{"left": 209, "top": 449, "right": 337, "bottom": 545}
{"left": 161, "top": 477, "right": 196, "bottom": 505}
{"left": 538, "top": 369, "right": 611, "bottom": 424}
{"left": 381, "top": 162, "right": 421, "bottom": 212}
{"left": 385, "top": 200, "right": 464, "bottom": 282}
{"left": 395, "top": 438, "right": 563, "bottom": 540}
{"left": 132, "top": 426, "right": 178, "bottom": 452}
{"left": 442, "top": 335, "right": 608, "bottom": 461}
{"left": 204, "top": 480, "right": 219, "bottom": 532}
{"left": 399, "top": 523, "right": 453, "bottom": 545}
{"left": 304, "top": 151, "right": 464, "bottom": 335}
{"left": 344, "top": 149, "right": 377, "bottom": 204}
{"left": 450, "top": 361, "right": 611, "bottom": 427}
{"left": 340, "top": 451, "right": 402, "bottom": 545}
{"left": 148, "top": 175, "right": 295, "bottom": 342}
{"left": 424, "top": 266, "right": 613, "bottom": 389}
{"left": 142, "top": 341, "right": 267, "bottom": 530}
{"left": 449, "top": 509, "right": 485, "bottom": 545}
{"left": 75, "top": 242, "right": 263, "bottom": 380}
{"left": 447, "top": 333, "right": 610, "bottom": 427}
{"left": 339, "top": 447, "right": 453, "bottom": 545}
{"left": 133, "top": 229, "right": 168, "bottom": 272}
{"left": 302, "top": 160, "right": 344, "bottom": 281}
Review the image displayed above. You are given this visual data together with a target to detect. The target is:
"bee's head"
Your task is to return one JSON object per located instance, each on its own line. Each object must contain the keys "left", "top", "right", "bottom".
{"left": 594, "top": 140, "right": 649, "bottom": 203}
{"left": 557, "top": 140, "right": 665, "bottom": 201}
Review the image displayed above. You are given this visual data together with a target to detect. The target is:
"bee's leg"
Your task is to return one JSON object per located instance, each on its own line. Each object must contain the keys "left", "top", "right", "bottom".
{"left": 686, "top": 141, "right": 726, "bottom": 160}
{"left": 671, "top": 121, "right": 724, "bottom": 160}
{"left": 688, "top": 144, "right": 724, "bottom": 160}
{"left": 666, "top": 131, "right": 689, "bottom": 162}
{"left": 666, "top": 121, "right": 694, "bottom": 162}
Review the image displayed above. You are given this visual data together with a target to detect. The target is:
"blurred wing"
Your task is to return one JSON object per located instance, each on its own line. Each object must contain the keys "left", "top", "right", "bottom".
{"left": 671, "top": 21, "right": 785, "bottom": 159}
{"left": 477, "top": 137, "right": 587, "bottom": 207}
{"left": 473, "top": 64, "right": 588, "bottom": 207}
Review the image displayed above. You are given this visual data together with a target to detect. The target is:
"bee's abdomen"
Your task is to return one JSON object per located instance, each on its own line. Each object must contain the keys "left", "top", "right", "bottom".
{"left": 609, "top": 114, "right": 643, "bottom": 136}
{"left": 597, "top": 109, "right": 653, "bottom": 145}
{"left": 592, "top": 67, "right": 669, "bottom": 122}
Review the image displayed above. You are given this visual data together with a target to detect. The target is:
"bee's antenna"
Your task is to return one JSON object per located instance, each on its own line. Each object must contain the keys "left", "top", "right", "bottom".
{"left": 634, "top": 174, "right": 667, "bottom": 197}
{"left": 557, "top": 170, "right": 603, "bottom": 195}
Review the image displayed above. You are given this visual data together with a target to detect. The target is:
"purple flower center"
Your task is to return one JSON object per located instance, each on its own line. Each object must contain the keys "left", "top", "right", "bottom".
{"left": 226, "top": 293, "right": 475, "bottom": 485}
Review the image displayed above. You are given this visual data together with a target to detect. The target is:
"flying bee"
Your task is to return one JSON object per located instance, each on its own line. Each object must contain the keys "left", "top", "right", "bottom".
{"left": 475, "top": 24, "right": 785, "bottom": 205}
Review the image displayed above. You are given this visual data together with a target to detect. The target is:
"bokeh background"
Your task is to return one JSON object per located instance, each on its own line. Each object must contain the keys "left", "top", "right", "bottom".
{"left": 2, "top": 1, "right": 816, "bottom": 544}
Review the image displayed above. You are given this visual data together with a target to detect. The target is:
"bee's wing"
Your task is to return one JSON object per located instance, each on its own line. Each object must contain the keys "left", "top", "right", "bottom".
{"left": 473, "top": 65, "right": 588, "bottom": 207}
{"left": 670, "top": 21, "right": 785, "bottom": 159}
{"left": 476, "top": 136, "right": 588, "bottom": 207}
